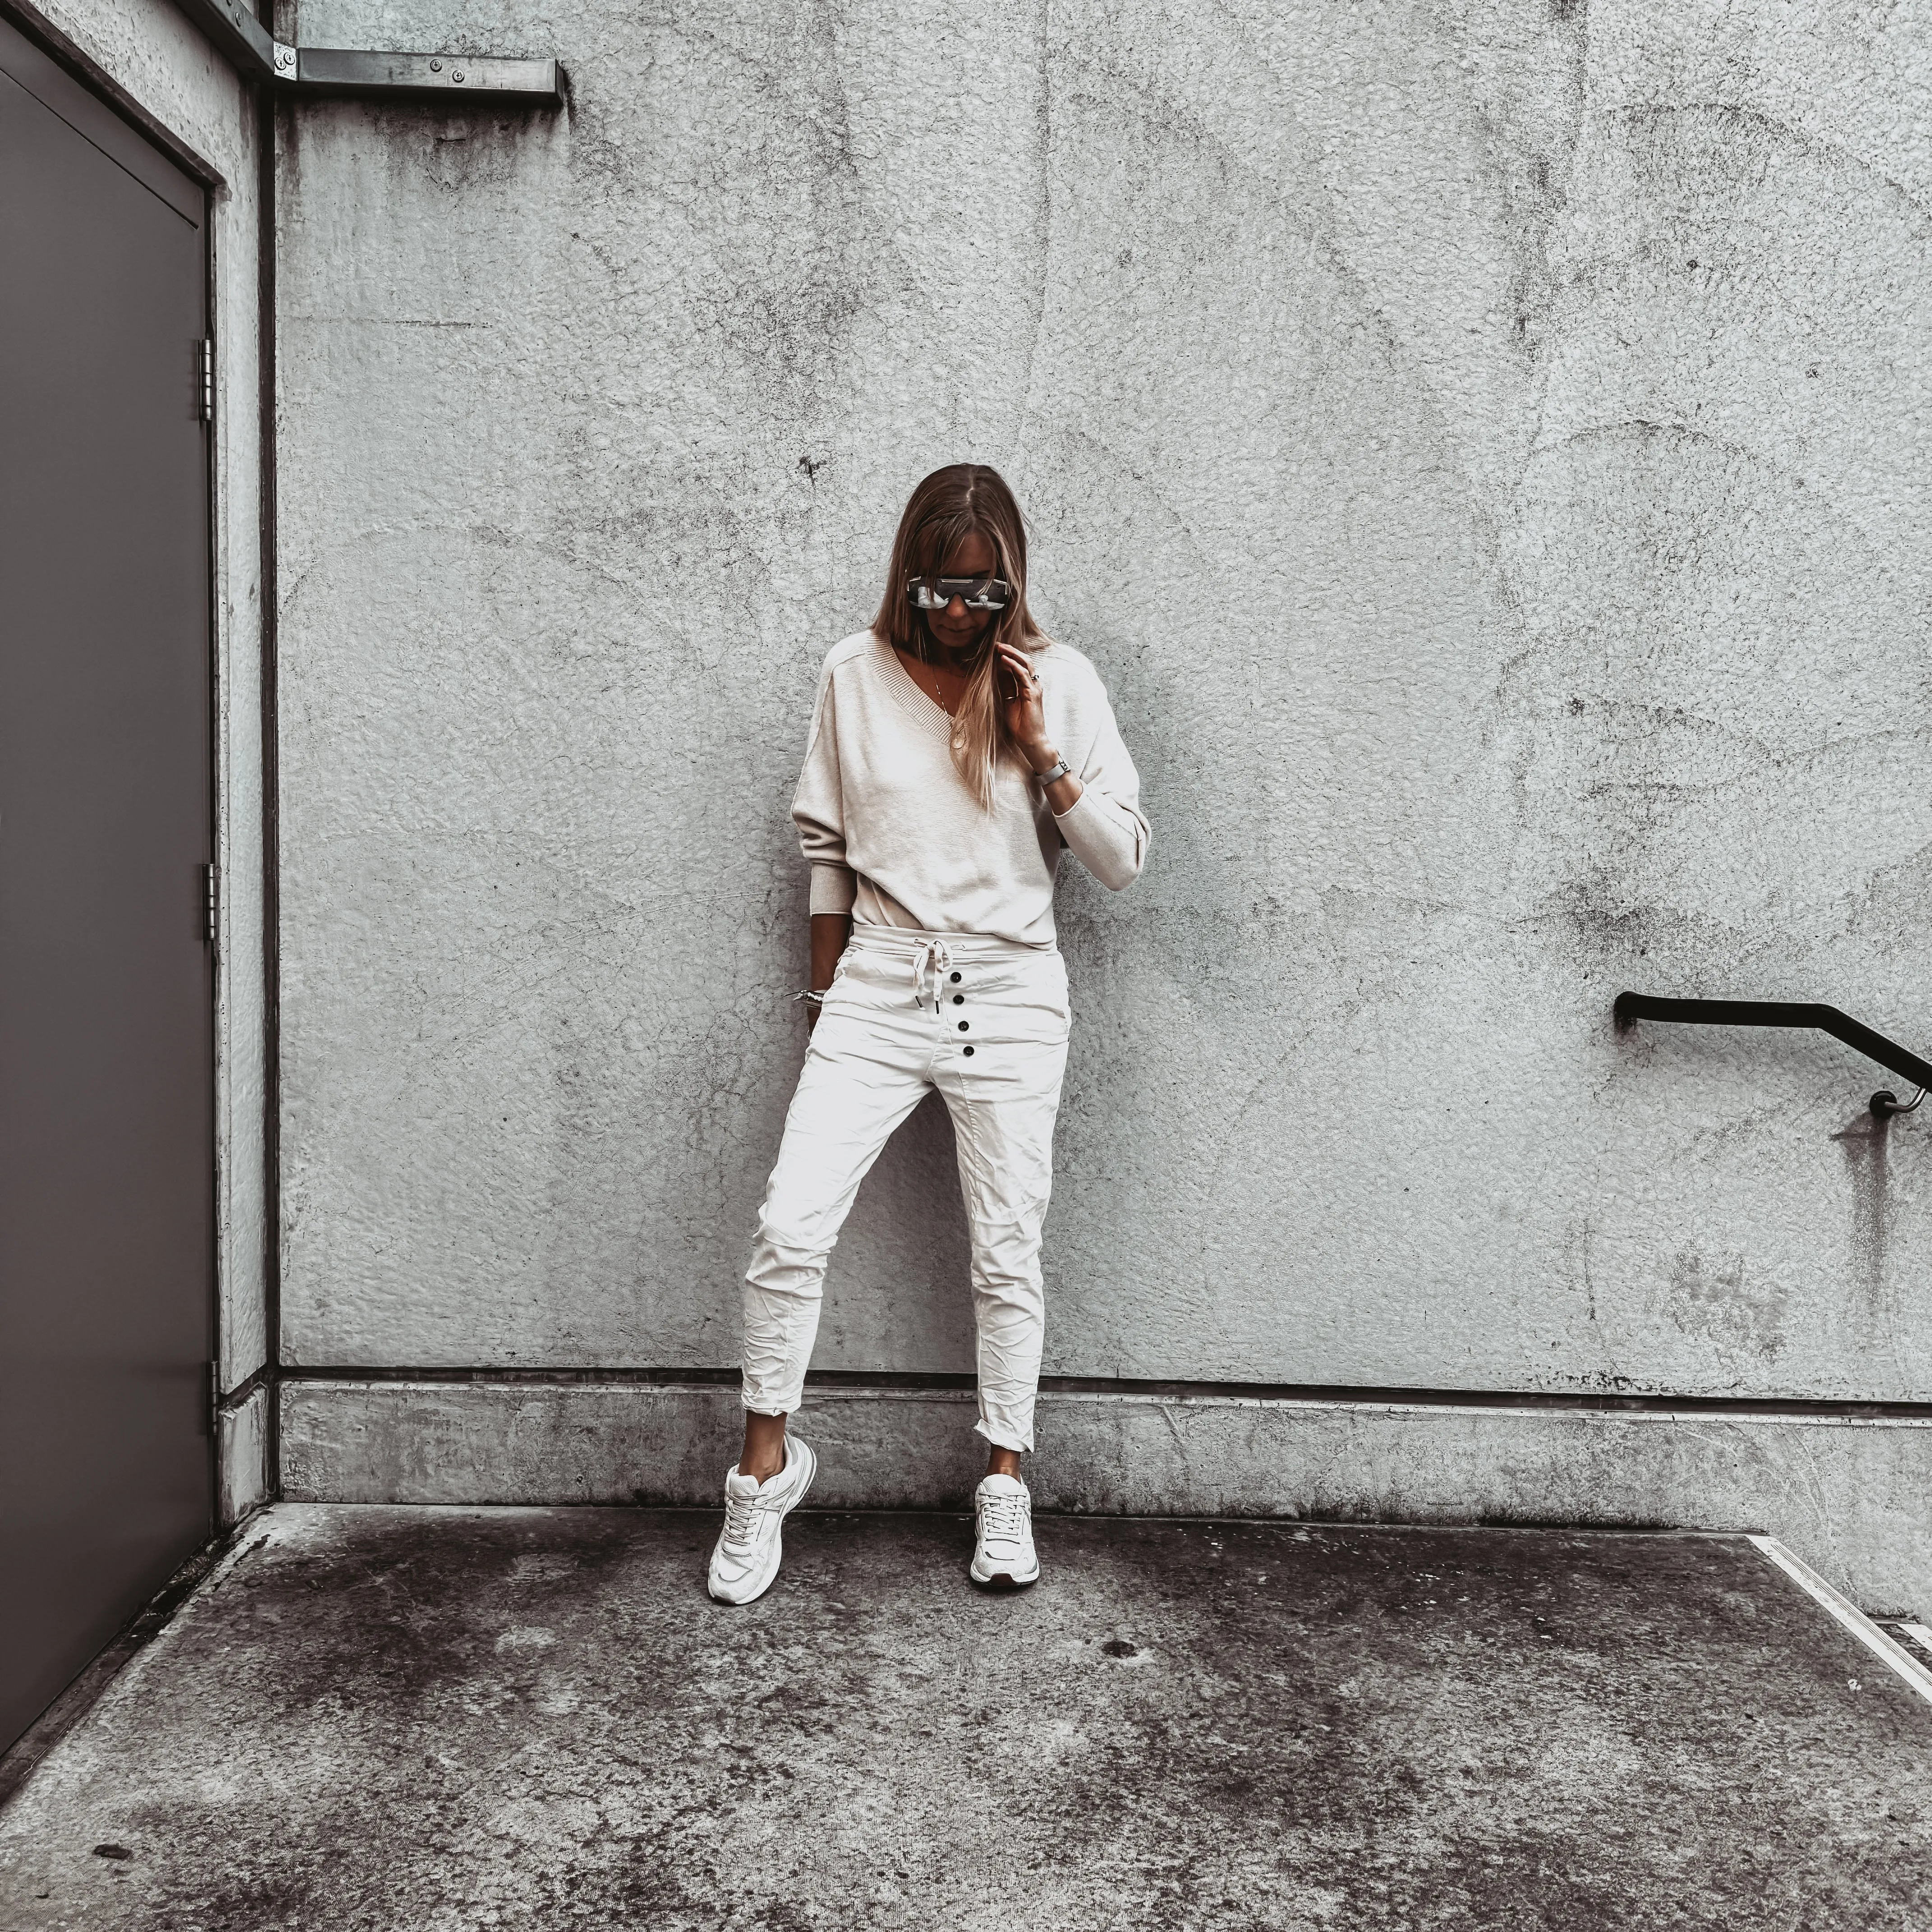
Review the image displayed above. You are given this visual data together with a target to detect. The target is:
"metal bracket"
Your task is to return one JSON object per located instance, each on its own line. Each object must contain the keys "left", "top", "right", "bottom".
{"left": 294, "top": 48, "right": 560, "bottom": 99}
{"left": 170, "top": 0, "right": 561, "bottom": 103}
{"left": 182, "top": 0, "right": 275, "bottom": 75}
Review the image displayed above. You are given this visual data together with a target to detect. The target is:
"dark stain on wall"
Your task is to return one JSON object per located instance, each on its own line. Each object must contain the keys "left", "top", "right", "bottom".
{"left": 419, "top": 113, "right": 541, "bottom": 193}
{"left": 1664, "top": 1245, "right": 1787, "bottom": 1363}
{"left": 1834, "top": 1106, "right": 1894, "bottom": 1314}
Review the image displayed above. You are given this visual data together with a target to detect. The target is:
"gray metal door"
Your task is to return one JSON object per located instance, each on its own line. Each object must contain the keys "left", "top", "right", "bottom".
{"left": 0, "top": 19, "right": 216, "bottom": 1754}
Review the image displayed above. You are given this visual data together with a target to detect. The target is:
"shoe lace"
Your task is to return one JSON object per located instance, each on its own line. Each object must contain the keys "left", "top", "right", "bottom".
{"left": 980, "top": 1490, "right": 1028, "bottom": 1545}
{"left": 722, "top": 1491, "right": 768, "bottom": 1550}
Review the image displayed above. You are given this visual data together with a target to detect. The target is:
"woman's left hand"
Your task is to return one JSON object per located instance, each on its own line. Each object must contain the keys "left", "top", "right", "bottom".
{"left": 996, "top": 638, "right": 1050, "bottom": 762}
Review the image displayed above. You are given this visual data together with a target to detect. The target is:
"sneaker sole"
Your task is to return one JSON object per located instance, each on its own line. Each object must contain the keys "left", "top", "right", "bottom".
{"left": 707, "top": 1438, "right": 818, "bottom": 1606}
{"left": 969, "top": 1559, "right": 1040, "bottom": 1592}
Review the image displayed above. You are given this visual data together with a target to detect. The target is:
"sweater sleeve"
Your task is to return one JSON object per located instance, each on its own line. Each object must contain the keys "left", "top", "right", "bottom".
{"left": 791, "top": 659, "right": 859, "bottom": 915}
{"left": 1051, "top": 682, "right": 1150, "bottom": 892}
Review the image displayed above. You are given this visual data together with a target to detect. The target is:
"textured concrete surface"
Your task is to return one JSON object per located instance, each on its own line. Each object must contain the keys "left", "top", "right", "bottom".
{"left": 217, "top": 1385, "right": 271, "bottom": 1528}
{"left": 273, "top": 0, "right": 1932, "bottom": 1406}
{"left": 281, "top": 1379, "right": 1932, "bottom": 1614}
{"left": 3, "top": 1504, "right": 1930, "bottom": 1928}
{"left": 30, "top": 0, "right": 273, "bottom": 1417}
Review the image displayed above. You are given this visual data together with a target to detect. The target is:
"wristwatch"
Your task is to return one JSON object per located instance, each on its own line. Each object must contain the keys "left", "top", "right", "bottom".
{"left": 1035, "top": 756, "right": 1072, "bottom": 787}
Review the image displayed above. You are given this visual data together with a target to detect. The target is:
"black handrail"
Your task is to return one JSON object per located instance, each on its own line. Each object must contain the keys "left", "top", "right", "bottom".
{"left": 1614, "top": 992, "right": 1932, "bottom": 1115}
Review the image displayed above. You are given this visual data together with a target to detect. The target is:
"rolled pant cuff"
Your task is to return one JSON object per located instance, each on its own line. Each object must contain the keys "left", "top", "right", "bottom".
{"left": 973, "top": 1417, "right": 1034, "bottom": 1454}
{"left": 741, "top": 1388, "right": 800, "bottom": 1417}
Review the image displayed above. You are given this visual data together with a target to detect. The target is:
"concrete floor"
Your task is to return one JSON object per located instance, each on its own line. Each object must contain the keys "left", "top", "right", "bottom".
{"left": 1, "top": 1506, "right": 1928, "bottom": 1929}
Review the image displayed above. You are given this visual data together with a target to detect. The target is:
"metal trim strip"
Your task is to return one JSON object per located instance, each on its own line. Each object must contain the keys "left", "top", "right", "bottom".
{"left": 1749, "top": 1534, "right": 1932, "bottom": 1711}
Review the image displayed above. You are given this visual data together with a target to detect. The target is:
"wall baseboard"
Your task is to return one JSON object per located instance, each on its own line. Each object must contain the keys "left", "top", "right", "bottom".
{"left": 280, "top": 1378, "right": 1932, "bottom": 1616}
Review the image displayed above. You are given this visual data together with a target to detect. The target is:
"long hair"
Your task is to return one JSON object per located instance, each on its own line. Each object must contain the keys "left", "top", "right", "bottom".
{"left": 871, "top": 463, "right": 1047, "bottom": 809}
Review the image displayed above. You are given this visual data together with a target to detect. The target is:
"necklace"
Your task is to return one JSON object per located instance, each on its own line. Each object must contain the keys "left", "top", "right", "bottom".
{"left": 911, "top": 640, "right": 970, "bottom": 713}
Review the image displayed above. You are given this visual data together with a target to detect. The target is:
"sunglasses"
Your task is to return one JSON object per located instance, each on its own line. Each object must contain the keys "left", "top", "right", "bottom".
{"left": 907, "top": 574, "right": 1011, "bottom": 612}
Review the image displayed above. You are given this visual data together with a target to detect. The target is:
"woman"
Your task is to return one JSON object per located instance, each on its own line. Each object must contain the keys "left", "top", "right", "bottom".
{"left": 708, "top": 463, "right": 1150, "bottom": 1605}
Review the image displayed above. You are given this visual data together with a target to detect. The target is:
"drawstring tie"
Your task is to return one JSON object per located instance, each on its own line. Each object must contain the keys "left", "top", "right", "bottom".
{"left": 910, "top": 937, "right": 953, "bottom": 1010}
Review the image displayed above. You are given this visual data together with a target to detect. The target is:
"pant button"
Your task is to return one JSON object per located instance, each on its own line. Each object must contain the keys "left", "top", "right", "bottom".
{"left": 958, "top": 1021, "right": 969, "bottom": 1031}
{"left": 952, "top": 994, "right": 964, "bottom": 1005}
{"left": 963, "top": 1044, "right": 975, "bottom": 1057}
{"left": 949, "top": 971, "right": 961, "bottom": 982}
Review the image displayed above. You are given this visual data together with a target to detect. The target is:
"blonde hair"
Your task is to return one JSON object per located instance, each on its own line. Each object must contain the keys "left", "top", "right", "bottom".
{"left": 871, "top": 463, "right": 1046, "bottom": 809}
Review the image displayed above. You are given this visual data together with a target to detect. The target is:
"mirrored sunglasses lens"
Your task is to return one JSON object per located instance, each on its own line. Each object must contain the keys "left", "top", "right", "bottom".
{"left": 944, "top": 577, "right": 1008, "bottom": 609}
{"left": 908, "top": 575, "right": 1010, "bottom": 610}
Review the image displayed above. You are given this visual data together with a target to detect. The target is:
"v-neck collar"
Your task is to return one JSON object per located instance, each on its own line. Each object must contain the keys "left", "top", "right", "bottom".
{"left": 876, "top": 632, "right": 959, "bottom": 739}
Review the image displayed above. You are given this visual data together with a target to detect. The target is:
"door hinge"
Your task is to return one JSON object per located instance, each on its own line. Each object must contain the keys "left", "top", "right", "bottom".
{"left": 202, "top": 863, "right": 219, "bottom": 945}
{"left": 198, "top": 338, "right": 213, "bottom": 422}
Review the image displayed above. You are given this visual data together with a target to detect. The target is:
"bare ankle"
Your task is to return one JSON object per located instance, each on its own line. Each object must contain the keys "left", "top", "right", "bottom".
{"left": 739, "top": 1413, "right": 789, "bottom": 1483}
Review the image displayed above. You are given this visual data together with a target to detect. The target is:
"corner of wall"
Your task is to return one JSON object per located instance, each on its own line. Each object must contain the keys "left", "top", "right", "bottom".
{"left": 218, "top": 1383, "right": 273, "bottom": 1527}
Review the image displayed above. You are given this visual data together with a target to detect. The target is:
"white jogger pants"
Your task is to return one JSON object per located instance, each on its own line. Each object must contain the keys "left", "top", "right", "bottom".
{"left": 742, "top": 924, "right": 1072, "bottom": 1452}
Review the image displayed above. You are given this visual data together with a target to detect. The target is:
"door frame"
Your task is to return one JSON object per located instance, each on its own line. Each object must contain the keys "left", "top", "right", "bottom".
{"left": 0, "top": 0, "right": 275, "bottom": 1530}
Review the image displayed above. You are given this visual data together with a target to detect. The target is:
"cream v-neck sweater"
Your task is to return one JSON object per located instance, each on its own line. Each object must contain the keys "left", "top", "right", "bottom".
{"left": 791, "top": 630, "right": 1150, "bottom": 946}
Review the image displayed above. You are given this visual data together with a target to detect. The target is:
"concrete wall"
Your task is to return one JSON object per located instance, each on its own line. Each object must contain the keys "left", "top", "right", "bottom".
{"left": 273, "top": 0, "right": 1932, "bottom": 1591}
{"left": 278, "top": 0, "right": 1932, "bottom": 1393}
{"left": 15, "top": 0, "right": 272, "bottom": 1522}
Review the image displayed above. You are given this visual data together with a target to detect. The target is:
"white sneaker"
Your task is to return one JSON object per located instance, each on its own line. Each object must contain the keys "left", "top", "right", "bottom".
{"left": 707, "top": 1435, "right": 816, "bottom": 1605}
{"left": 971, "top": 1472, "right": 1040, "bottom": 1589}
